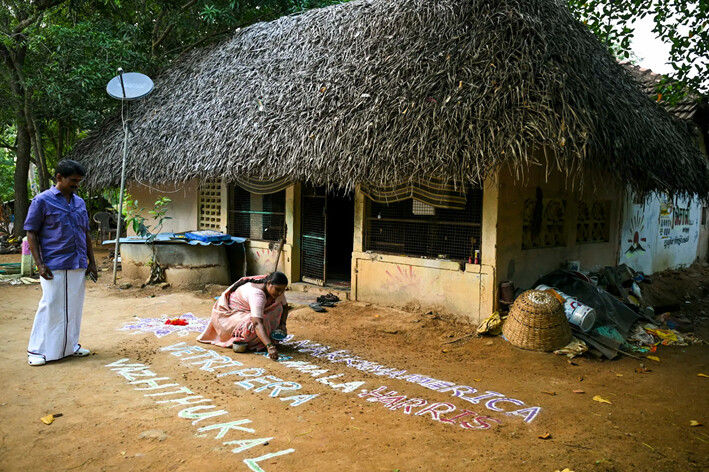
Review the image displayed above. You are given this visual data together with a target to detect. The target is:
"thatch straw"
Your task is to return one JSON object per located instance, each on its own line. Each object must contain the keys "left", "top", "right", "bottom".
{"left": 70, "top": 0, "right": 709, "bottom": 199}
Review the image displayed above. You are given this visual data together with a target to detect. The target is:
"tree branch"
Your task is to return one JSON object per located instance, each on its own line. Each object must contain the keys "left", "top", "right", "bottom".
{"left": 151, "top": 0, "right": 200, "bottom": 55}
{"left": 12, "top": 0, "right": 68, "bottom": 35}
{"left": 151, "top": 8, "right": 166, "bottom": 52}
{"left": 152, "top": 23, "right": 176, "bottom": 55}
{"left": 12, "top": 12, "right": 43, "bottom": 35}
{"left": 0, "top": 139, "right": 17, "bottom": 152}
{"left": 170, "top": 28, "right": 234, "bottom": 58}
{"left": 179, "top": 0, "right": 200, "bottom": 13}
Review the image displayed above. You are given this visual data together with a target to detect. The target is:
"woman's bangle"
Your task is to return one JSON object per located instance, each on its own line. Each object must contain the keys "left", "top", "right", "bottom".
{"left": 266, "top": 343, "right": 274, "bottom": 348}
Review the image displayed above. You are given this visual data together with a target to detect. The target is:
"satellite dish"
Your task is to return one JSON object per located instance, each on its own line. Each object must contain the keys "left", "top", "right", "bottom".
{"left": 106, "top": 68, "right": 155, "bottom": 284}
{"left": 106, "top": 71, "right": 154, "bottom": 100}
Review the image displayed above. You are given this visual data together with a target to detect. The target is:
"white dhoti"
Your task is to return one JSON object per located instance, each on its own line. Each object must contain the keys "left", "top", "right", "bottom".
{"left": 27, "top": 269, "right": 86, "bottom": 361}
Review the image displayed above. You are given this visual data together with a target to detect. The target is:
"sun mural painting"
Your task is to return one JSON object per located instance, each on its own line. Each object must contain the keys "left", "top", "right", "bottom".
{"left": 625, "top": 212, "right": 646, "bottom": 254}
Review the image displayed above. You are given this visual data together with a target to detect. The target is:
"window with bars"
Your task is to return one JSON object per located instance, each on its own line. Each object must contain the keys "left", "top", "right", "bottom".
{"left": 228, "top": 185, "right": 286, "bottom": 241}
{"left": 576, "top": 200, "right": 611, "bottom": 243}
{"left": 199, "top": 179, "right": 222, "bottom": 231}
{"left": 365, "top": 189, "right": 483, "bottom": 260}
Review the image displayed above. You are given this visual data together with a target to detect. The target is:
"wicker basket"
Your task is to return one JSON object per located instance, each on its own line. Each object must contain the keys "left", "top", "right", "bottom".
{"left": 502, "top": 290, "right": 572, "bottom": 351}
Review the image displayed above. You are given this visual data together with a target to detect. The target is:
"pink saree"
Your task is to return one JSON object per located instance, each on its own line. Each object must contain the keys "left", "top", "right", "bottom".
{"left": 197, "top": 275, "right": 286, "bottom": 350}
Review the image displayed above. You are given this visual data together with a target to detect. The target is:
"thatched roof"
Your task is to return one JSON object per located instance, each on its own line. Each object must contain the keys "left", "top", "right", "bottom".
{"left": 71, "top": 0, "right": 709, "bottom": 198}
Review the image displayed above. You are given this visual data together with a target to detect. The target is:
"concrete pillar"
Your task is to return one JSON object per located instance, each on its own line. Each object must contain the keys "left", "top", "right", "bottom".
{"left": 351, "top": 188, "right": 366, "bottom": 300}
{"left": 286, "top": 183, "right": 301, "bottom": 282}
{"left": 482, "top": 173, "right": 500, "bottom": 311}
{"left": 353, "top": 189, "right": 365, "bottom": 253}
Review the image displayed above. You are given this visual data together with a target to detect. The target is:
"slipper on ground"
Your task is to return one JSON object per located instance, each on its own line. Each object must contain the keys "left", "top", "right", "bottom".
{"left": 309, "top": 303, "right": 327, "bottom": 313}
{"left": 28, "top": 354, "right": 46, "bottom": 366}
{"left": 73, "top": 347, "right": 90, "bottom": 357}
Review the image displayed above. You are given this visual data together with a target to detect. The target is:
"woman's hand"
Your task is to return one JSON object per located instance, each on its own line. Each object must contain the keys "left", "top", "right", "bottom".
{"left": 267, "top": 344, "right": 279, "bottom": 360}
{"left": 252, "top": 317, "right": 277, "bottom": 358}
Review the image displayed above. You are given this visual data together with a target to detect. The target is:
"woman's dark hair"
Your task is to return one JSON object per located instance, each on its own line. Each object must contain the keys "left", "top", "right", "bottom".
{"left": 230, "top": 271, "right": 289, "bottom": 293}
{"left": 55, "top": 159, "right": 86, "bottom": 178}
{"left": 265, "top": 271, "right": 289, "bottom": 286}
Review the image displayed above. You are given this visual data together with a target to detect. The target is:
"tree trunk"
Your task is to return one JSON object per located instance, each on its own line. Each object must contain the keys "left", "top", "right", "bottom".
{"left": 25, "top": 97, "right": 50, "bottom": 191}
{"left": 13, "top": 121, "right": 31, "bottom": 238}
{"left": 57, "top": 120, "right": 63, "bottom": 161}
{"left": 66, "top": 120, "right": 73, "bottom": 150}
{"left": 29, "top": 114, "right": 50, "bottom": 191}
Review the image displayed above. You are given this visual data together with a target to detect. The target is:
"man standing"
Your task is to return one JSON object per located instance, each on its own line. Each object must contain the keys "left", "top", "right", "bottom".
{"left": 25, "top": 160, "right": 97, "bottom": 366}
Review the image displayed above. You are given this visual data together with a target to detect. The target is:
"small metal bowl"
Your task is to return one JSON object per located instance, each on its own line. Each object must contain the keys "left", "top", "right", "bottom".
{"left": 271, "top": 329, "right": 286, "bottom": 342}
{"left": 232, "top": 342, "right": 248, "bottom": 353}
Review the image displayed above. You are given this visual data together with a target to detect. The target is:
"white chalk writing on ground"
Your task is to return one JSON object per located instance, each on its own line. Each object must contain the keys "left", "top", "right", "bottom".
{"left": 359, "top": 386, "right": 502, "bottom": 429}
{"left": 274, "top": 358, "right": 503, "bottom": 429}
{"left": 159, "top": 343, "right": 319, "bottom": 407}
{"left": 118, "top": 313, "right": 540, "bottom": 425}
{"left": 105, "top": 358, "right": 294, "bottom": 471}
{"left": 163, "top": 342, "right": 519, "bottom": 430}
{"left": 280, "top": 335, "right": 541, "bottom": 423}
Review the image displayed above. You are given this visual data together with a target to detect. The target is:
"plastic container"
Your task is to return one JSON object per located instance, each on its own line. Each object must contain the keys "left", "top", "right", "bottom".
{"left": 499, "top": 281, "right": 516, "bottom": 304}
{"left": 21, "top": 237, "right": 33, "bottom": 276}
{"left": 535, "top": 284, "right": 596, "bottom": 332}
{"left": 565, "top": 260, "right": 581, "bottom": 271}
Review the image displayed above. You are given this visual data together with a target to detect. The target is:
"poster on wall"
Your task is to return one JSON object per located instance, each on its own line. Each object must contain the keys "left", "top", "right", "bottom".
{"left": 659, "top": 199, "right": 692, "bottom": 249}
{"left": 658, "top": 201, "right": 672, "bottom": 240}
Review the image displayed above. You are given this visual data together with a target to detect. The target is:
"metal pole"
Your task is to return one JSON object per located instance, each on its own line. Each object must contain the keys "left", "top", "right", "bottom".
{"left": 112, "top": 106, "right": 129, "bottom": 284}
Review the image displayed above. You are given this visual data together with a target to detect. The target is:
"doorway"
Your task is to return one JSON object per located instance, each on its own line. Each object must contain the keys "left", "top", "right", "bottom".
{"left": 300, "top": 186, "right": 355, "bottom": 287}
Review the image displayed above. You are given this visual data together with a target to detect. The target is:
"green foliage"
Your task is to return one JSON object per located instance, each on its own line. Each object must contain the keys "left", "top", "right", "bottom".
{"left": 0, "top": 0, "right": 351, "bottom": 211}
{"left": 121, "top": 193, "right": 172, "bottom": 284}
{"left": 568, "top": 0, "right": 708, "bottom": 100}
{"left": 25, "top": 20, "right": 150, "bottom": 129}
{"left": 288, "top": 0, "right": 345, "bottom": 12}
{"left": 147, "top": 196, "right": 173, "bottom": 242}
{"left": 0, "top": 149, "right": 15, "bottom": 203}
{"left": 122, "top": 193, "right": 149, "bottom": 237}
{"left": 123, "top": 194, "right": 172, "bottom": 242}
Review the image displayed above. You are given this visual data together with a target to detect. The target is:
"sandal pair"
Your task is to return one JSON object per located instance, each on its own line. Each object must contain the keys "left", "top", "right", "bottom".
{"left": 316, "top": 293, "right": 340, "bottom": 304}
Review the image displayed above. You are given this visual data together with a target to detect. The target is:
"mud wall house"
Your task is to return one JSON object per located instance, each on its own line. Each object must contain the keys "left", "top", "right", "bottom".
{"left": 70, "top": 0, "right": 709, "bottom": 324}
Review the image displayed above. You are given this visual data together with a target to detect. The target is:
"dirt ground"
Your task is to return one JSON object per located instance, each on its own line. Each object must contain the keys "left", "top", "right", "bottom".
{"left": 0, "top": 249, "right": 708, "bottom": 472}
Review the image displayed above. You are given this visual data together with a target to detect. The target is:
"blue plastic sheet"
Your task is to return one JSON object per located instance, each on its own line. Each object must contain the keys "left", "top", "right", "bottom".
{"left": 103, "top": 232, "right": 246, "bottom": 246}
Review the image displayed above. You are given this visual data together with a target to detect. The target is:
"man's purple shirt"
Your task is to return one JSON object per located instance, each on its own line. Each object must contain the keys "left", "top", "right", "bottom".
{"left": 24, "top": 186, "right": 90, "bottom": 270}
